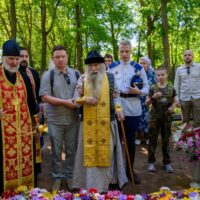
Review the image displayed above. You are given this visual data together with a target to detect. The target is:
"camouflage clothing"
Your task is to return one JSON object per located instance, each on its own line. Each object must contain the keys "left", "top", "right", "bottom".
{"left": 148, "top": 83, "right": 176, "bottom": 165}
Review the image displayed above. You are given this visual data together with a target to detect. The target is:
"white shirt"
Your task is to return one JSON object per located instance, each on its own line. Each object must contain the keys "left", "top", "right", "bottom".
{"left": 174, "top": 62, "right": 200, "bottom": 101}
{"left": 109, "top": 60, "right": 149, "bottom": 116}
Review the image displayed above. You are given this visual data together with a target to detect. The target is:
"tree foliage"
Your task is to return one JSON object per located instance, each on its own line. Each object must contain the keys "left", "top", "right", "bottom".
{"left": 0, "top": 0, "right": 200, "bottom": 78}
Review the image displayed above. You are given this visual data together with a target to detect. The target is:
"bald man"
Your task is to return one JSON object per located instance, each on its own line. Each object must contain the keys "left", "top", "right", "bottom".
{"left": 174, "top": 50, "right": 200, "bottom": 126}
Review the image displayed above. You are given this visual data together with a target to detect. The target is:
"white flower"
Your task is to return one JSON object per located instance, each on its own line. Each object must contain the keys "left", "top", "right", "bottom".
{"left": 160, "top": 186, "right": 170, "bottom": 191}
{"left": 190, "top": 182, "right": 200, "bottom": 189}
{"left": 134, "top": 194, "right": 144, "bottom": 200}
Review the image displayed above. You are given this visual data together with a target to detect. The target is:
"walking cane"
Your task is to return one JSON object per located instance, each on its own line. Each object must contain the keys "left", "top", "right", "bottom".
{"left": 120, "top": 121, "right": 135, "bottom": 192}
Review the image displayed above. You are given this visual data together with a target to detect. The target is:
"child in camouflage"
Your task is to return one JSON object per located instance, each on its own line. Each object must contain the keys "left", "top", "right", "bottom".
{"left": 146, "top": 66, "right": 177, "bottom": 173}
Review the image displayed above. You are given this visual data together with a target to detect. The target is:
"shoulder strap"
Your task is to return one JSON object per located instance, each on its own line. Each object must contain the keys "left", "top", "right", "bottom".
{"left": 50, "top": 69, "right": 54, "bottom": 95}
{"left": 68, "top": 66, "right": 80, "bottom": 80}
{"left": 130, "top": 61, "right": 142, "bottom": 73}
{"left": 109, "top": 61, "right": 120, "bottom": 69}
{"left": 74, "top": 70, "right": 80, "bottom": 80}
{"left": 106, "top": 72, "right": 114, "bottom": 92}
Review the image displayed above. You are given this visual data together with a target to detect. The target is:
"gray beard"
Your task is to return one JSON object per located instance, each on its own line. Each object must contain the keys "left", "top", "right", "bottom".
{"left": 3, "top": 62, "right": 19, "bottom": 73}
{"left": 85, "top": 68, "right": 105, "bottom": 99}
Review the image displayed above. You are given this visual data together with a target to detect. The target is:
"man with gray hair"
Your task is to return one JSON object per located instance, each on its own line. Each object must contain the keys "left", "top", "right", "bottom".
{"left": 174, "top": 50, "right": 200, "bottom": 127}
{"left": 0, "top": 39, "right": 38, "bottom": 193}
{"left": 72, "top": 50, "right": 128, "bottom": 193}
{"left": 109, "top": 40, "right": 149, "bottom": 184}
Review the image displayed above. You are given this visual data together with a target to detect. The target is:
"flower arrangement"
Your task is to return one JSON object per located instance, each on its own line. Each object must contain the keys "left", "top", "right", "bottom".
{"left": 172, "top": 124, "right": 200, "bottom": 163}
{"left": 1, "top": 186, "right": 200, "bottom": 200}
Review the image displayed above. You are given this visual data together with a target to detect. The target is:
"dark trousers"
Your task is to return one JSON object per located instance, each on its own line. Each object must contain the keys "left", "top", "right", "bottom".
{"left": 117, "top": 116, "right": 139, "bottom": 176}
{"left": 148, "top": 117, "right": 172, "bottom": 165}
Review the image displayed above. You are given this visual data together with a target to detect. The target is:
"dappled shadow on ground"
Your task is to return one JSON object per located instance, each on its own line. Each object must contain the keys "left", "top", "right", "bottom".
{"left": 37, "top": 135, "right": 192, "bottom": 194}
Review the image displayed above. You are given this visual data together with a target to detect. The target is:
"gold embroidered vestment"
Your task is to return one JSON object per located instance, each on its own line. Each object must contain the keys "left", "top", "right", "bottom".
{"left": 0, "top": 67, "right": 34, "bottom": 191}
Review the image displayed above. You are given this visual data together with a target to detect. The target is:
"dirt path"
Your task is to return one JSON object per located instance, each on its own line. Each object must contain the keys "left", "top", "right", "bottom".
{"left": 37, "top": 135, "right": 193, "bottom": 194}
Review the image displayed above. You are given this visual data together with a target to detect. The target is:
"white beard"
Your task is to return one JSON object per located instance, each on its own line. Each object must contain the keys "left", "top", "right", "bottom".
{"left": 3, "top": 61, "right": 19, "bottom": 73}
{"left": 85, "top": 65, "right": 105, "bottom": 99}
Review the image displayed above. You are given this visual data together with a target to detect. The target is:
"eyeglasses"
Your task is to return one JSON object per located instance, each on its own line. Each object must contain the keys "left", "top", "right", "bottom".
{"left": 63, "top": 73, "right": 71, "bottom": 85}
{"left": 186, "top": 67, "right": 190, "bottom": 75}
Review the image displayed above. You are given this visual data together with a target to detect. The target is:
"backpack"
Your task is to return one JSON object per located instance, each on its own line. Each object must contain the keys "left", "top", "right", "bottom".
{"left": 50, "top": 68, "right": 80, "bottom": 95}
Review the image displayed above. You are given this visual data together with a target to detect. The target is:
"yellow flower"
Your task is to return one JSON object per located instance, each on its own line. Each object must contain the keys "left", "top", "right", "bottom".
{"left": 44, "top": 191, "right": 57, "bottom": 200}
{"left": 15, "top": 185, "right": 29, "bottom": 193}
{"left": 160, "top": 195, "right": 171, "bottom": 200}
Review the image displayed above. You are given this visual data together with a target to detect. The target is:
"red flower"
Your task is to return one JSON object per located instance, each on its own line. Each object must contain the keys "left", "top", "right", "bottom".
{"left": 127, "top": 195, "right": 134, "bottom": 200}
{"left": 88, "top": 188, "right": 98, "bottom": 193}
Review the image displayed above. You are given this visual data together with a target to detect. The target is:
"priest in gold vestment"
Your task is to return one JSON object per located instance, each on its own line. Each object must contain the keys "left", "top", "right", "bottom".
{"left": 0, "top": 40, "right": 37, "bottom": 194}
{"left": 72, "top": 50, "right": 128, "bottom": 193}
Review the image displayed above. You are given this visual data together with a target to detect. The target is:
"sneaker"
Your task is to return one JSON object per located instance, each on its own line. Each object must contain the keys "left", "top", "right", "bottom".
{"left": 165, "top": 164, "right": 174, "bottom": 173}
{"left": 148, "top": 163, "right": 156, "bottom": 172}
{"left": 135, "top": 139, "right": 141, "bottom": 145}
{"left": 52, "top": 179, "right": 61, "bottom": 191}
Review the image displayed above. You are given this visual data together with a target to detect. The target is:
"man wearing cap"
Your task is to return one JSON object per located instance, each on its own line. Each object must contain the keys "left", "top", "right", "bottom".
{"left": 72, "top": 50, "right": 128, "bottom": 193}
{"left": 109, "top": 40, "right": 149, "bottom": 184}
{"left": 39, "top": 45, "right": 80, "bottom": 191}
{"left": 0, "top": 39, "right": 38, "bottom": 193}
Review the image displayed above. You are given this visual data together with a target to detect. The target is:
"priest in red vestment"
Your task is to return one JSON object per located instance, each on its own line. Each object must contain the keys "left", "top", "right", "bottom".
{"left": 0, "top": 39, "right": 38, "bottom": 194}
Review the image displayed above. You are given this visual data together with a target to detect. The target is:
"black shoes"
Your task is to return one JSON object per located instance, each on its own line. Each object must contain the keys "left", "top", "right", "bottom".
{"left": 108, "top": 183, "right": 120, "bottom": 190}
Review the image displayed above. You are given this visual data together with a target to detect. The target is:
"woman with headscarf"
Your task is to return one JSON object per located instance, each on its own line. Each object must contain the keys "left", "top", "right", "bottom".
{"left": 136, "top": 57, "right": 157, "bottom": 145}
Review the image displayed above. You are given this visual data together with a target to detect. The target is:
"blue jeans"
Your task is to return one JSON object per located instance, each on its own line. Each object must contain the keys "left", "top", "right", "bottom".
{"left": 48, "top": 122, "right": 79, "bottom": 179}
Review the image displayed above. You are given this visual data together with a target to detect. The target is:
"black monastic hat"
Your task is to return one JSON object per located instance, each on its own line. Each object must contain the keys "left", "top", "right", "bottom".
{"left": 84, "top": 50, "right": 104, "bottom": 64}
{"left": 2, "top": 39, "right": 20, "bottom": 57}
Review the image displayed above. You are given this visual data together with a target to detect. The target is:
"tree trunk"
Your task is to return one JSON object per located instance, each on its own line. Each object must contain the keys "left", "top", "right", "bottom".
{"left": 85, "top": 32, "right": 89, "bottom": 54}
{"left": 147, "top": 17, "right": 153, "bottom": 63}
{"left": 27, "top": 0, "right": 33, "bottom": 67}
{"left": 75, "top": 3, "right": 83, "bottom": 71}
{"left": 110, "top": 20, "right": 118, "bottom": 61}
{"left": 10, "top": 0, "right": 17, "bottom": 39}
{"left": 40, "top": 0, "right": 60, "bottom": 72}
{"left": 161, "top": 0, "right": 170, "bottom": 73}
{"left": 137, "top": 32, "right": 141, "bottom": 62}
{"left": 41, "top": 0, "right": 47, "bottom": 73}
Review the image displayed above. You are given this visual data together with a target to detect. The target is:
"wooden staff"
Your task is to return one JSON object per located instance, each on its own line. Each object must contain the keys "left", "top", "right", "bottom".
{"left": 120, "top": 121, "right": 135, "bottom": 192}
